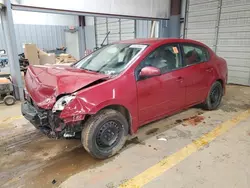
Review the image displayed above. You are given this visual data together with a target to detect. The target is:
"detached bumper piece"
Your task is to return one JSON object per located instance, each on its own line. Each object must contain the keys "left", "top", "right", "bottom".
{"left": 21, "top": 101, "right": 40, "bottom": 128}
{"left": 21, "top": 101, "right": 82, "bottom": 138}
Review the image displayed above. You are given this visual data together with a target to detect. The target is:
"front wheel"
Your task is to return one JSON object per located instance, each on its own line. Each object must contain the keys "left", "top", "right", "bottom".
{"left": 81, "top": 109, "right": 129, "bottom": 159}
{"left": 203, "top": 81, "right": 223, "bottom": 110}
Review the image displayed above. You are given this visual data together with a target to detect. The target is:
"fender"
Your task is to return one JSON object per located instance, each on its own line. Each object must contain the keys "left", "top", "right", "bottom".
{"left": 60, "top": 96, "right": 139, "bottom": 133}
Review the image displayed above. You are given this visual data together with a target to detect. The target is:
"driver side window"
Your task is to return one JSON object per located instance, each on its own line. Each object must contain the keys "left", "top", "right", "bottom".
{"left": 135, "top": 44, "right": 182, "bottom": 79}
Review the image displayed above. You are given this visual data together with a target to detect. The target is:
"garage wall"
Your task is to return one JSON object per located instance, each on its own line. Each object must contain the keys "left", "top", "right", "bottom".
{"left": 0, "top": 9, "right": 78, "bottom": 54}
{"left": 185, "top": 0, "right": 250, "bottom": 86}
{"left": 95, "top": 17, "right": 135, "bottom": 47}
{"left": 15, "top": 24, "right": 67, "bottom": 54}
{"left": 12, "top": 11, "right": 78, "bottom": 26}
{"left": 0, "top": 23, "right": 69, "bottom": 54}
{"left": 84, "top": 17, "right": 96, "bottom": 51}
{"left": 185, "top": 0, "right": 219, "bottom": 50}
{"left": 136, "top": 20, "right": 152, "bottom": 38}
{"left": 84, "top": 17, "right": 153, "bottom": 50}
{"left": 217, "top": 0, "right": 250, "bottom": 85}
{"left": 0, "top": 26, "right": 6, "bottom": 51}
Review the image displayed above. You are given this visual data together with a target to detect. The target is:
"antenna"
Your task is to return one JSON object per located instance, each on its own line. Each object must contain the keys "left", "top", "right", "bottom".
{"left": 101, "top": 31, "right": 110, "bottom": 47}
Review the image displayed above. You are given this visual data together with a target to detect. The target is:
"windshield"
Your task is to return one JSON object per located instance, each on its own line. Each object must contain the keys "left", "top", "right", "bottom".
{"left": 74, "top": 43, "right": 147, "bottom": 75}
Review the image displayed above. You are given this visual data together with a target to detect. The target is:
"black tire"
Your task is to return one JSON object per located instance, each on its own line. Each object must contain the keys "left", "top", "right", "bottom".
{"left": 203, "top": 81, "right": 223, "bottom": 110}
{"left": 82, "top": 109, "right": 129, "bottom": 159}
{"left": 3, "top": 95, "right": 16, "bottom": 106}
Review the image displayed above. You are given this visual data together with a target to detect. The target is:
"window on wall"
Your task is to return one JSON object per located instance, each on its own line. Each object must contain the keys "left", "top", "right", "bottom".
{"left": 136, "top": 44, "right": 182, "bottom": 77}
{"left": 183, "top": 45, "right": 209, "bottom": 66}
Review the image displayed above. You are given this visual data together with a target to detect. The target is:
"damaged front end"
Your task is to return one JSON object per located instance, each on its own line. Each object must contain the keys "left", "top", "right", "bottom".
{"left": 21, "top": 65, "right": 110, "bottom": 138}
{"left": 21, "top": 96, "right": 84, "bottom": 138}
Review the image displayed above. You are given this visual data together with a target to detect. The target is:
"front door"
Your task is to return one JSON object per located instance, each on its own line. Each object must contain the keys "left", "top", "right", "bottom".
{"left": 136, "top": 44, "right": 186, "bottom": 125}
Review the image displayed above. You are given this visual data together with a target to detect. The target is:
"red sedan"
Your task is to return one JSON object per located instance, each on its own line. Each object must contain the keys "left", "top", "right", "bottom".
{"left": 22, "top": 38, "right": 228, "bottom": 159}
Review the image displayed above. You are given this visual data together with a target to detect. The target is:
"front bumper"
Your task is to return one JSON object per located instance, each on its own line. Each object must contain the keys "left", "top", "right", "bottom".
{"left": 21, "top": 101, "right": 51, "bottom": 127}
{"left": 21, "top": 101, "right": 81, "bottom": 138}
{"left": 21, "top": 101, "right": 42, "bottom": 129}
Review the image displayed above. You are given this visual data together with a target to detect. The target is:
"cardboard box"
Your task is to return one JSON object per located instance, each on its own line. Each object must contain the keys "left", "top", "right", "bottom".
{"left": 38, "top": 49, "right": 56, "bottom": 65}
{"left": 23, "top": 44, "right": 40, "bottom": 65}
{"left": 40, "top": 53, "right": 56, "bottom": 65}
{"left": 56, "top": 53, "right": 77, "bottom": 64}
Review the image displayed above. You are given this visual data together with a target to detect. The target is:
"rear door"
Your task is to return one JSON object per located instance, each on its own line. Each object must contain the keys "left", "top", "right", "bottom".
{"left": 135, "top": 44, "right": 186, "bottom": 125}
{"left": 180, "top": 43, "right": 212, "bottom": 106}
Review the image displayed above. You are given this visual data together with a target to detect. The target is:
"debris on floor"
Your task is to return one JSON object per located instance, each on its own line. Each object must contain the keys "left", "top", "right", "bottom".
{"left": 157, "top": 137, "right": 167, "bottom": 141}
{"left": 52, "top": 179, "right": 57, "bottom": 184}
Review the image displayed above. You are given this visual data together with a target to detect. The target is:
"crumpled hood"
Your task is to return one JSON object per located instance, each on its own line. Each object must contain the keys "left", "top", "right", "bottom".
{"left": 25, "top": 65, "right": 108, "bottom": 109}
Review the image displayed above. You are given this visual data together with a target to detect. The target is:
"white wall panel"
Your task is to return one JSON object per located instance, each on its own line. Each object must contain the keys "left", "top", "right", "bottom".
{"left": 0, "top": 24, "right": 67, "bottom": 54}
{"left": 217, "top": 0, "right": 250, "bottom": 85}
{"left": 136, "top": 20, "right": 151, "bottom": 38}
{"left": 17, "top": 0, "right": 171, "bottom": 19}
{"left": 95, "top": 17, "right": 108, "bottom": 46}
{"left": 120, "top": 19, "right": 135, "bottom": 40}
{"left": 12, "top": 11, "right": 78, "bottom": 26}
{"left": 188, "top": 1, "right": 219, "bottom": 11}
{"left": 186, "top": 0, "right": 219, "bottom": 51}
{"left": 95, "top": 17, "right": 135, "bottom": 47}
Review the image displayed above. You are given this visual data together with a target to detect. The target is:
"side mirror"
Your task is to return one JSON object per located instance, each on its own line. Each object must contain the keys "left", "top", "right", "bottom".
{"left": 139, "top": 66, "right": 161, "bottom": 78}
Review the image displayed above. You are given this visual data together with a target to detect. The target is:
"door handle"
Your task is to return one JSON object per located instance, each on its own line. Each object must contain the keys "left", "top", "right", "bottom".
{"left": 176, "top": 77, "right": 184, "bottom": 83}
{"left": 206, "top": 68, "right": 213, "bottom": 72}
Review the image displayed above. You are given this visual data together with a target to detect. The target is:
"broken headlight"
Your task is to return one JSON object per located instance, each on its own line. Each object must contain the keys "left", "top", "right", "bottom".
{"left": 52, "top": 95, "right": 75, "bottom": 112}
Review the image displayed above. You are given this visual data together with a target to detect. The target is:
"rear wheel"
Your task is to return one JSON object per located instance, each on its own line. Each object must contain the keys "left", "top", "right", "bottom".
{"left": 203, "top": 81, "right": 223, "bottom": 110}
{"left": 82, "top": 109, "right": 129, "bottom": 159}
{"left": 4, "top": 95, "right": 16, "bottom": 106}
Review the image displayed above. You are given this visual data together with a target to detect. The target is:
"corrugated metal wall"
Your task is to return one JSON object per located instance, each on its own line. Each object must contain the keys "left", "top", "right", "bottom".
{"left": 120, "top": 19, "right": 135, "bottom": 40}
{"left": 0, "top": 24, "right": 67, "bottom": 54}
{"left": 185, "top": 0, "right": 219, "bottom": 50}
{"left": 108, "top": 18, "right": 120, "bottom": 43}
{"left": 185, "top": 0, "right": 250, "bottom": 86}
{"left": 0, "top": 26, "right": 6, "bottom": 51}
{"left": 217, "top": 0, "right": 250, "bottom": 85}
{"left": 136, "top": 20, "right": 152, "bottom": 38}
{"left": 95, "top": 17, "right": 135, "bottom": 47}
{"left": 95, "top": 17, "right": 108, "bottom": 46}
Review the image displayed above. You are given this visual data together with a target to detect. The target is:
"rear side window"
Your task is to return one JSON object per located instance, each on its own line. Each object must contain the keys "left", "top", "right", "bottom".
{"left": 183, "top": 45, "right": 209, "bottom": 66}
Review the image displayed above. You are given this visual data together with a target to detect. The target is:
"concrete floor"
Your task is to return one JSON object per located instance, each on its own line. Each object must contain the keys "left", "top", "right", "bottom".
{"left": 0, "top": 85, "right": 250, "bottom": 188}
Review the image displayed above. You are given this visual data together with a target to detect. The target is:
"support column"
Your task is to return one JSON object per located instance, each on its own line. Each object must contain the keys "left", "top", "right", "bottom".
{"left": 1, "top": 0, "right": 23, "bottom": 100}
{"left": 78, "top": 16, "right": 86, "bottom": 59}
{"left": 168, "top": 0, "right": 181, "bottom": 38}
{"left": 158, "top": 20, "right": 169, "bottom": 38}
{"left": 214, "top": 0, "right": 222, "bottom": 53}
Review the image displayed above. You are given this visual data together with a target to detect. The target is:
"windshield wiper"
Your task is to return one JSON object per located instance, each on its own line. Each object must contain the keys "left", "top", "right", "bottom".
{"left": 96, "top": 63, "right": 108, "bottom": 72}
{"left": 81, "top": 68, "right": 97, "bottom": 72}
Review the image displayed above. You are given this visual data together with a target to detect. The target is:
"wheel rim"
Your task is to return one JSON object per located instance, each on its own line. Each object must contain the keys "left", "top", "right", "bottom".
{"left": 96, "top": 120, "right": 123, "bottom": 150}
{"left": 210, "top": 85, "right": 221, "bottom": 107}
{"left": 5, "top": 98, "right": 14, "bottom": 105}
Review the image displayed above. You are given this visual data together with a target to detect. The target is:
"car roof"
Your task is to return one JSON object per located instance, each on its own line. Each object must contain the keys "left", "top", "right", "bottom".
{"left": 117, "top": 38, "right": 207, "bottom": 47}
